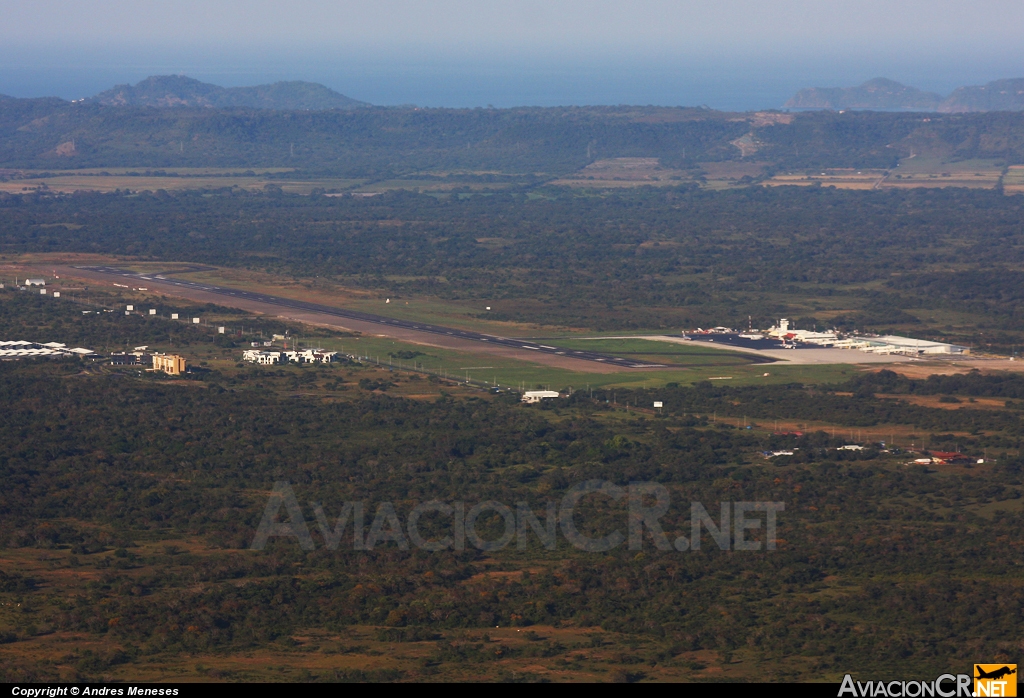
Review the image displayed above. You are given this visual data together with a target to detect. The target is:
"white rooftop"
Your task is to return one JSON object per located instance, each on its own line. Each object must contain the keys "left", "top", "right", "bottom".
{"left": 874, "top": 335, "right": 958, "bottom": 349}
{"left": 0, "top": 340, "right": 95, "bottom": 359}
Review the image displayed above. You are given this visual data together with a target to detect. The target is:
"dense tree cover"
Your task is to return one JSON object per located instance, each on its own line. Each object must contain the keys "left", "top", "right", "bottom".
{"left": 850, "top": 368, "right": 1024, "bottom": 399}
{"left": 0, "top": 339, "right": 1022, "bottom": 680}
{"left": 0, "top": 104, "right": 747, "bottom": 174}
{"left": 3, "top": 276, "right": 1023, "bottom": 680}
{"left": 2, "top": 101, "right": 1024, "bottom": 173}
{"left": 586, "top": 376, "right": 1024, "bottom": 442}
{"left": 3, "top": 102, "right": 1024, "bottom": 679}
{"left": 751, "top": 110, "right": 1024, "bottom": 170}
{"left": 3, "top": 185, "right": 1024, "bottom": 346}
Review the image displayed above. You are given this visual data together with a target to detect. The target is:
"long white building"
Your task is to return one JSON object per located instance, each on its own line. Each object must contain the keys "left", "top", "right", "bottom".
{"left": 864, "top": 336, "right": 968, "bottom": 355}
{"left": 0, "top": 340, "right": 95, "bottom": 359}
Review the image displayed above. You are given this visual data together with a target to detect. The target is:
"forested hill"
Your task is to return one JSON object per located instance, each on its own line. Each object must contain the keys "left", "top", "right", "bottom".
{"left": 940, "top": 78, "right": 1024, "bottom": 114}
{"left": 89, "top": 75, "right": 370, "bottom": 110}
{"left": 3, "top": 99, "right": 1024, "bottom": 174}
{"left": 785, "top": 78, "right": 944, "bottom": 111}
{"left": 786, "top": 77, "right": 1024, "bottom": 113}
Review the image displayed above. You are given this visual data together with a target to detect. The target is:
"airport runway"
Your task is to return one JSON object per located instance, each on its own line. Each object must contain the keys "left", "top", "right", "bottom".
{"left": 63, "top": 265, "right": 665, "bottom": 371}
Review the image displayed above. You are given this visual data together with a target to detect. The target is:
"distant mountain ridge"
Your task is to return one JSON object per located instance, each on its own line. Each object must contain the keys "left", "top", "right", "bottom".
{"left": 785, "top": 78, "right": 943, "bottom": 111}
{"left": 88, "top": 75, "right": 369, "bottom": 110}
{"left": 786, "top": 77, "right": 1024, "bottom": 112}
{"left": 940, "top": 78, "right": 1024, "bottom": 113}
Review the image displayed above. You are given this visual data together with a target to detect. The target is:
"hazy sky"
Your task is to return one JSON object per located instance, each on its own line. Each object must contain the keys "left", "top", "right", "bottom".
{"left": 2, "top": 0, "right": 1023, "bottom": 108}
{"left": 5, "top": 0, "right": 1023, "bottom": 54}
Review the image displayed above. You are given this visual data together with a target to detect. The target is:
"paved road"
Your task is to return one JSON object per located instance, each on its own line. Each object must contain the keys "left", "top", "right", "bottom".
{"left": 74, "top": 265, "right": 664, "bottom": 369}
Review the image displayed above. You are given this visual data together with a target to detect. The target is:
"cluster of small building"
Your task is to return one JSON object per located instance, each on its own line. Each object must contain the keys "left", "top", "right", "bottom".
{"left": 0, "top": 340, "right": 95, "bottom": 360}
{"left": 766, "top": 319, "right": 969, "bottom": 355}
{"left": 241, "top": 348, "right": 338, "bottom": 365}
